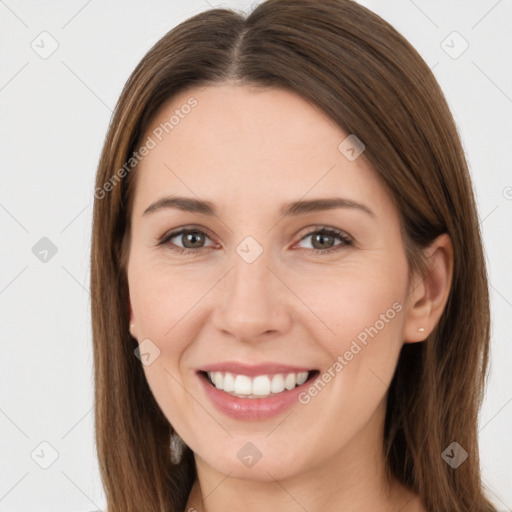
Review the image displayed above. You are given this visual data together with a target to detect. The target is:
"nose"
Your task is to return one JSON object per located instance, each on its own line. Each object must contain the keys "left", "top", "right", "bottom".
{"left": 211, "top": 247, "right": 292, "bottom": 343}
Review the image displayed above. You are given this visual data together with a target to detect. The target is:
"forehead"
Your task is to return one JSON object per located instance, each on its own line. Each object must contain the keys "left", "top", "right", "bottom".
{"left": 132, "top": 84, "right": 391, "bottom": 218}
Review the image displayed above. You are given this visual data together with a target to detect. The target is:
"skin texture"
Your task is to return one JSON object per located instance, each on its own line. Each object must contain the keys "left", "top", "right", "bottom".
{"left": 126, "top": 84, "right": 452, "bottom": 512}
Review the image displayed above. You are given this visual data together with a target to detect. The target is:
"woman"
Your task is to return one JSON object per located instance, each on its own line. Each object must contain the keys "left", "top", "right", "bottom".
{"left": 90, "top": 0, "right": 496, "bottom": 510}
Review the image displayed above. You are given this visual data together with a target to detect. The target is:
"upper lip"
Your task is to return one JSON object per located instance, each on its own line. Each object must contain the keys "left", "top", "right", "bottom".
{"left": 199, "top": 361, "right": 315, "bottom": 377}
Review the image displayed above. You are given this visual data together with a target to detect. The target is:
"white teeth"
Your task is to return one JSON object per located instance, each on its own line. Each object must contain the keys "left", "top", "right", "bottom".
{"left": 206, "top": 370, "right": 310, "bottom": 398}
{"left": 284, "top": 373, "right": 296, "bottom": 390}
{"left": 223, "top": 372, "right": 235, "bottom": 392}
{"left": 234, "top": 375, "right": 252, "bottom": 395}
{"left": 252, "top": 375, "right": 271, "bottom": 396}
{"left": 270, "top": 374, "right": 285, "bottom": 393}
{"left": 213, "top": 371, "right": 223, "bottom": 389}
{"left": 296, "top": 371, "right": 308, "bottom": 385}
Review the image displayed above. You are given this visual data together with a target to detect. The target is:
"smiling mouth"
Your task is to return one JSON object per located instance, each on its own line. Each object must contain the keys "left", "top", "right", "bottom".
{"left": 200, "top": 370, "right": 319, "bottom": 399}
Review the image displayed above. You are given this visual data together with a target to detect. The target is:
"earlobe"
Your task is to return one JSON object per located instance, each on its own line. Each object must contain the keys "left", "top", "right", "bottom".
{"left": 403, "top": 233, "right": 453, "bottom": 343}
{"left": 129, "top": 300, "right": 134, "bottom": 323}
{"left": 128, "top": 298, "right": 136, "bottom": 338}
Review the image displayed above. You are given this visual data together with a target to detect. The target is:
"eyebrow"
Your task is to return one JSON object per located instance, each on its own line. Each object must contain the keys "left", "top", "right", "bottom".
{"left": 142, "top": 196, "right": 375, "bottom": 218}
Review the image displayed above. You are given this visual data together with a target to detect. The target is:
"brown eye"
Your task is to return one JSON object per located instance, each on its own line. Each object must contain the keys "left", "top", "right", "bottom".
{"left": 296, "top": 228, "right": 353, "bottom": 255}
{"left": 158, "top": 226, "right": 352, "bottom": 256}
{"left": 177, "top": 230, "right": 207, "bottom": 249}
{"left": 159, "top": 228, "right": 214, "bottom": 254}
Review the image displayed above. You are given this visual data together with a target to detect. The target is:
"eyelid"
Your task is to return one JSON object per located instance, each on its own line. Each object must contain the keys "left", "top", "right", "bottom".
{"left": 157, "top": 224, "right": 217, "bottom": 247}
{"left": 158, "top": 224, "right": 354, "bottom": 254}
{"left": 294, "top": 224, "right": 353, "bottom": 244}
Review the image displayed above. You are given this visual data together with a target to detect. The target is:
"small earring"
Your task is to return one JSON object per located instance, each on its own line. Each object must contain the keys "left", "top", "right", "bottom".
{"left": 170, "top": 431, "right": 186, "bottom": 465}
{"left": 418, "top": 327, "right": 425, "bottom": 333}
{"left": 129, "top": 323, "right": 135, "bottom": 334}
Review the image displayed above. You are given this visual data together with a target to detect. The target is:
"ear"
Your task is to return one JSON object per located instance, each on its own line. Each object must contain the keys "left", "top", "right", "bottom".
{"left": 403, "top": 233, "right": 453, "bottom": 343}
{"left": 129, "top": 298, "right": 134, "bottom": 323}
{"left": 128, "top": 297, "right": 136, "bottom": 338}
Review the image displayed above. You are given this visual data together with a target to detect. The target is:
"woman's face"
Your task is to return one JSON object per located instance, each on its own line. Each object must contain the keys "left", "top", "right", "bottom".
{"left": 127, "top": 84, "right": 415, "bottom": 481}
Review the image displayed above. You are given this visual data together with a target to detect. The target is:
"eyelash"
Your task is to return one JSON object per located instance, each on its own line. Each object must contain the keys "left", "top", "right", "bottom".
{"left": 157, "top": 226, "right": 353, "bottom": 256}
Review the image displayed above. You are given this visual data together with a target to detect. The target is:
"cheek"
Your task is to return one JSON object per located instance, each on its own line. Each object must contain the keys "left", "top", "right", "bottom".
{"left": 127, "top": 262, "right": 204, "bottom": 430}
{"left": 125, "top": 241, "right": 409, "bottom": 474}
{"left": 297, "top": 261, "right": 407, "bottom": 356}
{"left": 128, "top": 243, "right": 408, "bottom": 363}
{"left": 294, "top": 259, "right": 407, "bottom": 423}
{"left": 128, "top": 256, "right": 206, "bottom": 346}
{"left": 289, "top": 269, "right": 406, "bottom": 455}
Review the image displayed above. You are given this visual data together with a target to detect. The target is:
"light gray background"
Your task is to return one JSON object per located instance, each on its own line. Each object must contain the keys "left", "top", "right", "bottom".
{"left": 1, "top": 1, "right": 511, "bottom": 511}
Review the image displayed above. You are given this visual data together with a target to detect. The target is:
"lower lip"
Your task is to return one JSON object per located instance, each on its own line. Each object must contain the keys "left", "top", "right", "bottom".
{"left": 198, "top": 373, "right": 313, "bottom": 421}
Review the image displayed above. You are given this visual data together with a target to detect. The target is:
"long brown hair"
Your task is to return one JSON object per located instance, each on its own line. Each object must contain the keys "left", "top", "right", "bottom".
{"left": 90, "top": 1, "right": 495, "bottom": 510}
